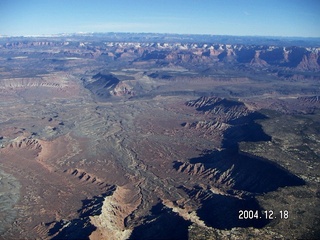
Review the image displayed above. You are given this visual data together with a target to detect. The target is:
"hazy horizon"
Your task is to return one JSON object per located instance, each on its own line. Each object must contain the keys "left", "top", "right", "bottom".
{"left": 3, "top": 31, "right": 320, "bottom": 40}
{"left": 1, "top": 0, "right": 320, "bottom": 38}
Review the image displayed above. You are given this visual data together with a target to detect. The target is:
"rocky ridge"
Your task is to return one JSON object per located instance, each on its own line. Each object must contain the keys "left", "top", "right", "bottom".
{"left": 2, "top": 39, "right": 319, "bottom": 71}
{"left": 174, "top": 97, "right": 305, "bottom": 230}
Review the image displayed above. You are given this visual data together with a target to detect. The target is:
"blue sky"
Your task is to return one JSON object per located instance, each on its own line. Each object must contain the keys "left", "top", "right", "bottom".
{"left": 0, "top": 0, "right": 319, "bottom": 37}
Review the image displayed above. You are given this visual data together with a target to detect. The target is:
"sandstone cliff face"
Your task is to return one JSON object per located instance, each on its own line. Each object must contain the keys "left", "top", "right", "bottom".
{"left": 46, "top": 185, "right": 141, "bottom": 240}
{"left": 186, "top": 96, "right": 252, "bottom": 124}
{"left": 250, "top": 50, "right": 268, "bottom": 67}
{"left": 178, "top": 96, "right": 304, "bottom": 194}
{"left": 111, "top": 82, "right": 134, "bottom": 97}
{"left": 89, "top": 185, "right": 141, "bottom": 240}
{"left": 2, "top": 39, "right": 319, "bottom": 71}
{"left": 297, "top": 52, "right": 320, "bottom": 70}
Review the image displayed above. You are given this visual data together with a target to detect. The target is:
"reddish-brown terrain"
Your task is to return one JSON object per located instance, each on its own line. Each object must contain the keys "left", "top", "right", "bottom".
{"left": 0, "top": 34, "right": 319, "bottom": 239}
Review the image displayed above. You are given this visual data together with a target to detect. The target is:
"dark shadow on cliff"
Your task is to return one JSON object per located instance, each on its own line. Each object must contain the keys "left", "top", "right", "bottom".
{"left": 177, "top": 99, "right": 306, "bottom": 230}
{"left": 48, "top": 219, "right": 96, "bottom": 240}
{"left": 178, "top": 185, "right": 270, "bottom": 230}
{"left": 197, "top": 192, "right": 269, "bottom": 229}
{"left": 47, "top": 189, "right": 115, "bottom": 240}
{"left": 129, "top": 202, "right": 191, "bottom": 240}
{"left": 222, "top": 111, "right": 271, "bottom": 148}
{"left": 185, "top": 106, "right": 305, "bottom": 193}
{"left": 182, "top": 147, "right": 305, "bottom": 194}
{"left": 84, "top": 73, "right": 120, "bottom": 101}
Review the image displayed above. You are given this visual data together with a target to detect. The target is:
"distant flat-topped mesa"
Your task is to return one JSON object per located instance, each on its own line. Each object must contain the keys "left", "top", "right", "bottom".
{"left": 1, "top": 34, "right": 319, "bottom": 71}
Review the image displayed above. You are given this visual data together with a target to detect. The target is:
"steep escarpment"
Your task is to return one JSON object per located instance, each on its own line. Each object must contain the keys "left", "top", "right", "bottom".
{"left": 184, "top": 96, "right": 270, "bottom": 145}
{"left": 175, "top": 149, "right": 304, "bottom": 194}
{"left": 298, "top": 95, "right": 320, "bottom": 104}
{"left": 172, "top": 96, "right": 306, "bottom": 230}
{"left": 47, "top": 191, "right": 114, "bottom": 240}
{"left": 180, "top": 186, "right": 268, "bottom": 229}
{"left": 84, "top": 73, "right": 120, "bottom": 100}
{"left": 136, "top": 44, "right": 319, "bottom": 71}
{"left": 84, "top": 73, "right": 135, "bottom": 100}
{"left": 89, "top": 185, "right": 142, "bottom": 240}
{"left": 48, "top": 185, "right": 141, "bottom": 240}
{"left": 186, "top": 96, "right": 252, "bottom": 124}
{"left": 2, "top": 37, "right": 319, "bottom": 71}
{"left": 177, "top": 96, "right": 304, "bottom": 202}
{"left": 129, "top": 202, "right": 192, "bottom": 240}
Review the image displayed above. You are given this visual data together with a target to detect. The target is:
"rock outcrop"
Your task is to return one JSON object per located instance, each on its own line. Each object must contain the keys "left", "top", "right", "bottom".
{"left": 47, "top": 185, "right": 141, "bottom": 240}
{"left": 84, "top": 73, "right": 120, "bottom": 100}
{"left": 89, "top": 185, "right": 141, "bottom": 240}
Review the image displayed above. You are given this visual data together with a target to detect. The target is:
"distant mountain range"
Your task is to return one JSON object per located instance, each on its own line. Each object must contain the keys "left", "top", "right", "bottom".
{"left": 1, "top": 32, "right": 320, "bottom": 47}
{"left": 1, "top": 33, "right": 320, "bottom": 73}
